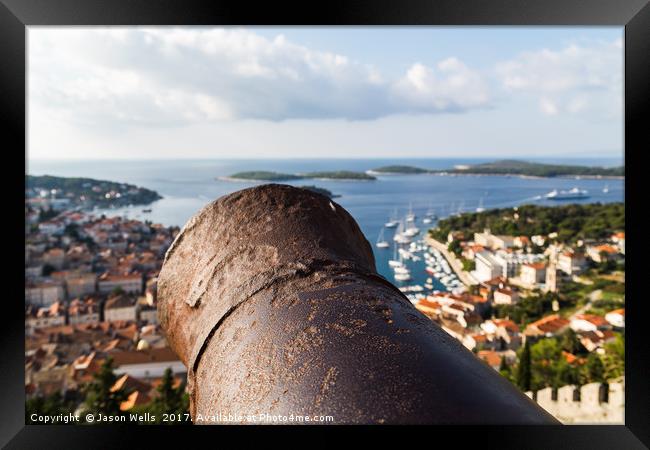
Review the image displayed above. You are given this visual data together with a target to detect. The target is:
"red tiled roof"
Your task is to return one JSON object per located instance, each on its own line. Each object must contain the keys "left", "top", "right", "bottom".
{"left": 575, "top": 314, "right": 609, "bottom": 327}
{"left": 110, "top": 347, "right": 181, "bottom": 367}
{"left": 608, "top": 308, "right": 625, "bottom": 316}
{"left": 477, "top": 350, "right": 501, "bottom": 367}
{"left": 527, "top": 314, "right": 569, "bottom": 334}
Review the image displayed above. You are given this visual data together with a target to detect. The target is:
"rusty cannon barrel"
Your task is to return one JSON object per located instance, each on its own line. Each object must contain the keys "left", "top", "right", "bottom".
{"left": 158, "top": 184, "right": 557, "bottom": 424}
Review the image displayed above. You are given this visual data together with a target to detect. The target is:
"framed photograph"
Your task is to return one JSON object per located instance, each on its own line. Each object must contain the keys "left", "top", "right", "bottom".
{"left": 2, "top": 0, "right": 648, "bottom": 446}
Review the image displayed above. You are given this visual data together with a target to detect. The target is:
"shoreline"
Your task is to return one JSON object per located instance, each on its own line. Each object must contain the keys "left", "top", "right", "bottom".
{"left": 424, "top": 235, "right": 478, "bottom": 287}
{"left": 217, "top": 176, "right": 375, "bottom": 183}
{"left": 370, "top": 171, "right": 624, "bottom": 180}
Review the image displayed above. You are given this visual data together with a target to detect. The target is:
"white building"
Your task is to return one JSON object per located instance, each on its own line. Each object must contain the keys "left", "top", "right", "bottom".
{"left": 474, "top": 252, "right": 503, "bottom": 282}
{"left": 138, "top": 305, "right": 159, "bottom": 325}
{"left": 493, "top": 288, "right": 519, "bottom": 305}
{"left": 605, "top": 309, "right": 625, "bottom": 328}
{"left": 570, "top": 314, "right": 610, "bottom": 333}
{"left": 520, "top": 263, "right": 547, "bottom": 287}
{"left": 68, "top": 298, "right": 100, "bottom": 325}
{"left": 104, "top": 294, "right": 138, "bottom": 322}
{"left": 25, "top": 281, "right": 65, "bottom": 306}
{"left": 112, "top": 347, "right": 185, "bottom": 380}
{"left": 558, "top": 251, "right": 586, "bottom": 275}
{"left": 98, "top": 273, "right": 143, "bottom": 295}
{"left": 65, "top": 273, "right": 97, "bottom": 299}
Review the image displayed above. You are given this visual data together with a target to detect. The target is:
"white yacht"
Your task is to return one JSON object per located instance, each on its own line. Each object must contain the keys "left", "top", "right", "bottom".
{"left": 406, "top": 202, "right": 416, "bottom": 222}
{"left": 394, "top": 272, "right": 412, "bottom": 281}
{"left": 403, "top": 224, "right": 420, "bottom": 237}
{"left": 603, "top": 184, "right": 609, "bottom": 194}
{"left": 545, "top": 187, "right": 589, "bottom": 200}
{"left": 388, "top": 246, "right": 402, "bottom": 268}
{"left": 393, "top": 221, "right": 412, "bottom": 244}
{"left": 476, "top": 198, "right": 485, "bottom": 213}
{"left": 394, "top": 266, "right": 410, "bottom": 275}
{"left": 376, "top": 228, "right": 390, "bottom": 249}
{"left": 385, "top": 209, "right": 399, "bottom": 228}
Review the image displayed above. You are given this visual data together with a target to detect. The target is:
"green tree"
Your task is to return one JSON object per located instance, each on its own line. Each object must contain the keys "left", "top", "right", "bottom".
{"left": 515, "top": 340, "right": 532, "bottom": 391}
{"left": 585, "top": 352, "right": 606, "bottom": 383}
{"left": 560, "top": 329, "right": 583, "bottom": 355}
{"left": 555, "top": 358, "right": 580, "bottom": 387}
{"left": 462, "top": 258, "right": 476, "bottom": 272}
{"left": 111, "top": 286, "right": 125, "bottom": 297}
{"left": 152, "top": 368, "right": 188, "bottom": 416}
{"left": 447, "top": 239, "right": 462, "bottom": 256}
{"left": 132, "top": 368, "right": 190, "bottom": 425}
{"left": 602, "top": 334, "right": 625, "bottom": 380}
{"left": 530, "top": 338, "right": 562, "bottom": 390}
{"left": 81, "top": 357, "right": 130, "bottom": 419}
{"left": 26, "top": 391, "right": 74, "bottom": 424}
{"left": 499, "top": 357, "right": 513, "bottom": 383}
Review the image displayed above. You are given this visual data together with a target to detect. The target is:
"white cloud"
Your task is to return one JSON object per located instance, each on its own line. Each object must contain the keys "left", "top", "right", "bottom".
{"left": 495, "top": 39, "right": 622, "bottom": 117}
{"left": 29, "top": 27, "right": 490, "bottom": 127}
{"left": 392, "top": 58, "right": 489, "bottom": 112}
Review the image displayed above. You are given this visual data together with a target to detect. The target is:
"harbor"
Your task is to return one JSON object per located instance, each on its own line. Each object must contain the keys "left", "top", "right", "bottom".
{"left": 374, "top": 206, "right": 471, "bottom": 304}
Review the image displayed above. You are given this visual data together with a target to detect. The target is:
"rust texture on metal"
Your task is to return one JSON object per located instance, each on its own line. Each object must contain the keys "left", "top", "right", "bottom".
{"left": 158, "top": 184, "right": 557, "bottom": 424}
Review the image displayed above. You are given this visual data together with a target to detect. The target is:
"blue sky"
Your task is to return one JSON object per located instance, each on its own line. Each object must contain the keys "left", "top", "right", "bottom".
{"left": 28, "top": 27, "right": 623, "bottom": 160}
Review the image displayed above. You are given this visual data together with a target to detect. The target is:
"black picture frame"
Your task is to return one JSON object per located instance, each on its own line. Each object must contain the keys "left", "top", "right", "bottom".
{"left": 2, "top": 0, "right": 648, "bottom": 447}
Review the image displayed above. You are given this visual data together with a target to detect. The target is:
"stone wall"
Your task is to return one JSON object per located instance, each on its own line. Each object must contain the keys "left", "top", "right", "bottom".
{"left": 526, "top": 379, "right": 624, "bottom": 424}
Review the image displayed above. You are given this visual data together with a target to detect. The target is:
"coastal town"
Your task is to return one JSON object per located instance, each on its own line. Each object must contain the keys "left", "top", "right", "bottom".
{"left": 25, "top": 179, "right": 189, "bottom": 422}
{"left": 24, "top": 175, "right": 625, "bottom": 424}
{"left": 405, "top": 203, "right": 625, "bottom": 423}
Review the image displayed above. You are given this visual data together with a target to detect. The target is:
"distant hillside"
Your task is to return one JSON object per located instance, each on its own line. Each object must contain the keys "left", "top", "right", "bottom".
{"left": 447, "top": 160, "right": 624, "bottom": 177}
{"left": 300, "top": 185, "right": 339, "bottom": 198}
{"left": 430, "top": 202, "right": 624, "bottom": 244}
{"left": 370, "top": 165, "right": 430, "bottom": 174}
{"left": 26, "top": 175, "right": 162, "bottom": 208}
{"left": 304, "top": 170, "right": 375, "bottom": 180}
{"left": 370, "top": 160, "right": 624, "bottom": 178}
{"left": 223, "top": 170, "right": 375, "bottom": 182}
{"left": 226, "top": 171, "right": 303, "bottom": 181}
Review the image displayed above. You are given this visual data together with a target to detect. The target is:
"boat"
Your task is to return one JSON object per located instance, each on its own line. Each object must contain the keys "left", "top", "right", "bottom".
{"left": 393, "top": 220, "right": 413, "bottom": 244}
{"left": 603, "top": 184, "right": 609, "bottom": 194}
{"left": 476, "top": 198, "right": 485, "bottom": 213}
{"left": 403, "top": 224, "right": 420, "bottom": 237}
{"left": 385, "top": 209, "right": 399, "bottom": 228}
{"left": 388, "top": 246, "right": 402, "bottom": 268}
{"left": 376, "top": 228, "right": 390, "bottom": 249}
{"left": 394, "top": 266, "right": 410, "bottom": 275}
{"left": 423, "top": 204, "right": 437, "bottom": 222}
{"left": 394, "top": 272, "right": 412, "bottom": 282}
{"left": 142, "top": 208, "right": 152, "bottom": 213}
{"left": 545, "top": 187, "right": 589, "bottom": 200}
{"left": 406, "top": 202, "right": 416, "bottom": 222}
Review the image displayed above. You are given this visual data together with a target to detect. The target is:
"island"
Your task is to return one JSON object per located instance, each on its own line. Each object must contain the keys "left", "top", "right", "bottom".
{"left": 26, "top": 175, "right": 162, "bottom": 209}
{"left": 300, "top": 185, "right": 340, "bottom": 198}
{"left": 369, "top": 160, "right": 624, "bottom": 178}
{"left": 447, "top": 160, "right": 624, "bottom": 178}
{"left": 224, "top": 171, "right": 303, "bottom": 182}
{"left": 368, "top": 165, "right": 430, "bottom": 175}
{"left": 221, "top": 170, "right": 375, "bottom": 182}
{"left": 303, "top": 170, "right": 375, "bottom": 181}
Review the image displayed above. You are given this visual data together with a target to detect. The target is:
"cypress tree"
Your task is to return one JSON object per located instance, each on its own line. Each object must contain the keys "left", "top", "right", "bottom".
{"left": 82, "top": 357, "right": 129, "bottom": 419}
{"left": 516, "top": 340, "right": 532, "bottom": 392}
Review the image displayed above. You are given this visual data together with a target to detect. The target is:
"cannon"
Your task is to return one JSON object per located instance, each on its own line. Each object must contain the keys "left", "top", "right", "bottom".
{"left": 158, "top": 184, "right": 557, "bottom": 424}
